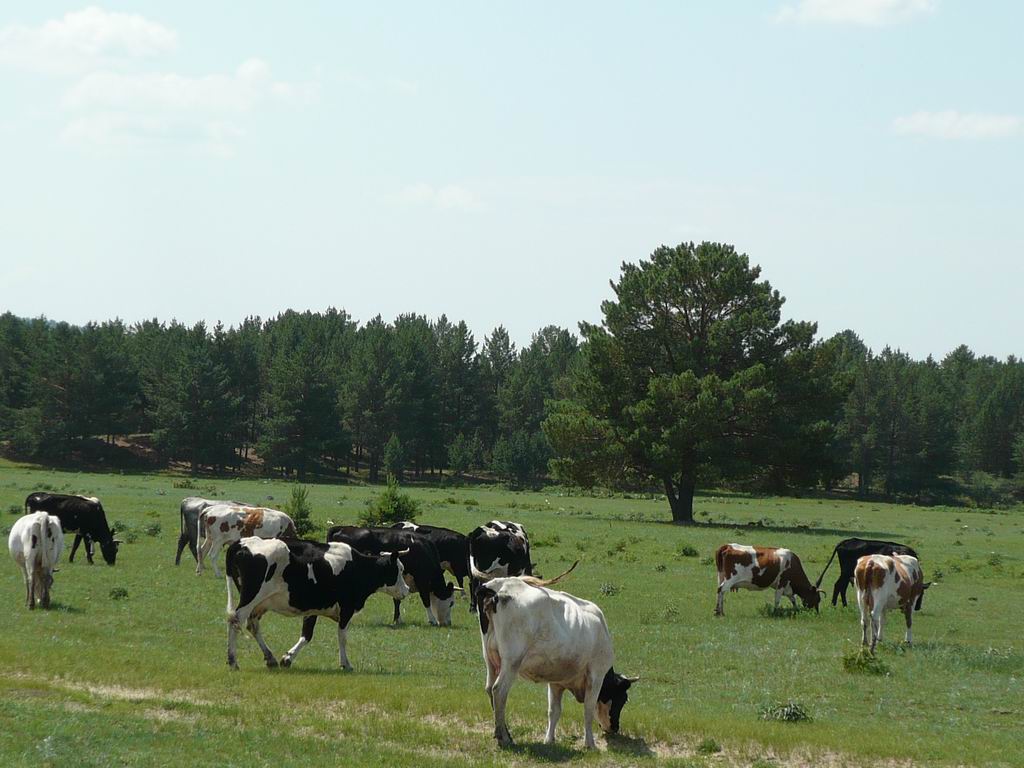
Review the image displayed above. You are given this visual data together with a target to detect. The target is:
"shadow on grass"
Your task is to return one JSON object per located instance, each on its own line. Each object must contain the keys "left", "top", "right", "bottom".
{"left": 605, "top": 732, "right": 656, "bottom": 757}
{"left": 506, "top": 741, "right": 580, "bottom": 762}
{"left": 48, "top": 601, "right": 84, "bottom": 614}
{"left": 660, "top": 518, "right": 904, "bottom": 540}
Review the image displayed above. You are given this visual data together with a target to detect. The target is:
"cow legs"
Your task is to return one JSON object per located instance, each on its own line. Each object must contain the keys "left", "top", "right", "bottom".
{"left": 175, "top": 532, "right": 189, "bottom": 565}
{"left": 281, "top": 616, "right": 318, "bottom": 668}
{"left": 715, "top": 581, "right": 726, "bottom": 616}
{"left": 246, "top": 616, "right": 278, "bottom": 667}
{"left": 84, "top": 536, "right": 95, "bottom": 564}
{"left": 870, "top": 606, "right": 886, "bottom": 652}
{"left": 903, "top": 606, "right": 913, "bottom": 646}
{"left": 582, "top": 676, "right": 601, "bottom": 749}
{"left": 545, "top": 684, "right": 565, "bottom": 744}
{"left": 227, "top": 615, "right": 242, "bottom": 670}
{"left": 833, "top": 573, "right": 851, "bottom": 607}
{"left": 491, "top": 660, "right": 520, "bottom": 747}
{"left": 22, "top": 567, "right": 33, "bottom": 610}
{"left": 336, "top": 607, "right": 356, "bottom": 671}
{"left": 483, "top": 654, "right": 499, "bottom": 709}
{"left": 392, "top": 598, "right": 403, "bottom": 624}
{"left": 69, "top": 534, "right": 83, "bottom": 563}
{"left": 421, "top": 588, "right": 438, "bottom": 626}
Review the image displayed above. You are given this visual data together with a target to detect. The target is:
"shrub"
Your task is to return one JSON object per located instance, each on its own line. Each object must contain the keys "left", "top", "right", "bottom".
{"left": 173, "top": 478, "right": 197, "bottom": 490}
{"left": 383, "top": 434, "right": 405, "bottom": 482}
{"left": 655, "top": 564, "right": 667, "bottom": 572}
{"left": 144, "top": 523, "right": 162, "bottom": 537}
{"left": 759, "top": 701, "right": 810, "bottom": 722}
{"left": 360, "top": 479, "right": 420, "bottom": 527}
{"left": 7, "top": 504, "right": 21, "bottom": 515}
{"left": 284, "top": 485, "right": 317, "bottom": 536}
{"left": 109, "top": 587, "right": 129, "bottom": 600}
{"left": 599, "top": 583, "right": 621, "bottom": 597}
{"left": 697, "top": 738, "right": 721, "bottom": 755}
{"left": 677, "top": 543, "right": 699, "bottom": 558}
{"left": 842, "top": 647, "right": 891, "bottom": 675}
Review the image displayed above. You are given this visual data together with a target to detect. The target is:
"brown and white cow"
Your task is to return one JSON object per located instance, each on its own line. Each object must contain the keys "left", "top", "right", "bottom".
{"left": 854, "top": 553, "right": 929, "bottom": 652}
{"left": 714, "top": 543, "right": 822, "bottom": 616}
{"left": 196, "top": 504, "right": 296, "bottom": 577}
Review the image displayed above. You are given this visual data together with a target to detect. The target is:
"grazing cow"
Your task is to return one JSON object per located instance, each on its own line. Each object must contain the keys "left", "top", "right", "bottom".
{"left": 469, "top": 520, "right": 532, "bottom": 613}
{"left": 197, "top": 504, "right": 296, "bottom": 577}
{"left": 816, "top": 538, "right": 922, "bottom": 610}
{"left": 176, "top": 497, "right": 248, "bottom": 565}
{"left": 476, "top": 563, "right": 638, "bottom": 748}
{"left": 224, "top": 537, "right": 410, "bottom": 670}
{"left": 24, "top": 492, "right": 120, "bottom": 565}
{"left": 855, "top": 554, "right": 930, "bottom": 652}
{"left": 328, "top": 525, "right": 459, "bottom": 626}
{"left": 714, "top": 543, "right": 823, "bottom": 616}
{"left": 392, "top": 521, "right": 471, "bottom": 597}
{"left": 9, "top": 512, "right": 65, "bottom": 610}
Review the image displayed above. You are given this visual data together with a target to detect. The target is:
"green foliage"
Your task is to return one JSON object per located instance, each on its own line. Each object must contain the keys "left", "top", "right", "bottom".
{"left": 758, "top": 701, "right": 810, "bottom": 723}
{"left": 383, "top": 433, "right": 405, "bottom": 482}
{"left": 359, "top": 478, "right": 420, "bottom": 527}
{"left": 842, "top": 648, "right": 891, "bottom": 676}
{"left": 283, "top": 485, "right": 316, "bottom": 536}
{"left": 108, "top": 587, "right": 129, "bottom": 600}
{"left": 696, "top": 737, "right": 721, "bottom": 755}
{"left": 143, "top": 523, "right": 161, "bottom": 537}
{"left": 677, "top": 543, "right": 699, "bottom": 558}
{"left": 492, "top": 430, "right": 550, "bottom": 487}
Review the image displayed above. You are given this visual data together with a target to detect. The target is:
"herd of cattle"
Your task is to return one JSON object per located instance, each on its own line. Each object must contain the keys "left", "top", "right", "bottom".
{"left": 8, "top": 491, "right": 930, "bottom": 747}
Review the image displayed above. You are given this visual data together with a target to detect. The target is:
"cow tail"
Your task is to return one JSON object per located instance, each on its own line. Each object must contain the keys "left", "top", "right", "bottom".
{"left": 224, "top": 544, "right": 237, "bottom": 619}
{"left": 30, "top": 515, "right": 46, "bottom": 578}
{"left": 815, "top": 545, "right": 840, "bottom": 588}
{"left": 856, "top": 562, "right": 875, "bottom": 612}
{"left": 196, "top": 511, "right": 206, "bottom": 570}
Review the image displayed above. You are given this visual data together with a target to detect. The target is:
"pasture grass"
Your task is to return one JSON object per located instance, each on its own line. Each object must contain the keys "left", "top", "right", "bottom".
{"left": 1, "top": 461, "right": 1022, "bottom": 766}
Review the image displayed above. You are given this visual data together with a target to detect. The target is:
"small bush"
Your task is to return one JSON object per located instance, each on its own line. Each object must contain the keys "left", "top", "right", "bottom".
{"left": 654, "top": 563, "right": 667, "bottom": 572}
{"left": 110, "top": 520, "right": 129, "bottom": 533}
{"left": 360, "top": 479, "right": 420, "bottom": 527}
{"left": 7, "top": 504, "right": 21, "bottom": 515}
{"left": 284, "top": 485, "right": 317, "bottom": 536}
{"left": 759, "top": 701, "right": 810, "bottom": 723}
{"left": 758, "top": 604, "right": 805, "bottom": 619}
{"left": 173, "top": 478, "right": 197, "bottom": 490}
{"left": 123, "top": 530, "right": 139, "bottom": 544}
{"left": 109, "top": 587, "right": 129, "bottom": 600}
{"left": 677, "top": 543, "right": 699, "bottom": 558}
{"left": 842, "top": 647, "right": 891, "bottom": 676}
{"left": 988, "top": 553, "right": 1004, "bottom": 567}
{"left": 751, "top": 760, "right": 778, "bottom": 768}
{"left": 463, "top": 498, "right": 480, "bottom": 507}
{"left": 144, "top": 523, "right": 161, "bottom": 537}
{"left": 700, "top": 556, "right": 714, "bottom": 567}
{"left": 599, "top": 583, "right": 621, "bottom": 597}
{"left": 697, "top": 738, "right": 721, "bottom": 755}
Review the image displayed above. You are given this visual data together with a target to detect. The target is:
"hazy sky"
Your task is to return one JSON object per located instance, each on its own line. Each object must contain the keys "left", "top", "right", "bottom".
{"left": 1, "top": 1, "right": 1021, "bottom": 359}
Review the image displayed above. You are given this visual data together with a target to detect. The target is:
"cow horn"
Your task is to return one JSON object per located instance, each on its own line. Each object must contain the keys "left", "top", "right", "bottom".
{"left": 396, "top": 548, "right": 410, "bottom": 556}
{"left": 520, "top": 560, "right": 579, "bottom": 588}
{"left": 451, "top": 586, "right": 465, "bottom": 592}
{"left": 623, "top": 675, "right": 640, "bottom": 683}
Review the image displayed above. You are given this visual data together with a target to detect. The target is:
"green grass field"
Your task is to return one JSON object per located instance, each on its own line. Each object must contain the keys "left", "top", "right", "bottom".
{"left": 1, "top": 462, "right": 1022, "bottom": 767}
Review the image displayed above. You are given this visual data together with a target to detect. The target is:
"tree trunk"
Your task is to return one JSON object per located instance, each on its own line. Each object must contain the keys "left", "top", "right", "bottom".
{"left": 665, "top": 477, "right": 695, "bottom": 524}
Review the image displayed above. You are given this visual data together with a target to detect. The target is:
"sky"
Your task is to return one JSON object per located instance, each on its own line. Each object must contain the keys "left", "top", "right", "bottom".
{"left": 1, "top": 1, "right": 1021, "bottom": 360}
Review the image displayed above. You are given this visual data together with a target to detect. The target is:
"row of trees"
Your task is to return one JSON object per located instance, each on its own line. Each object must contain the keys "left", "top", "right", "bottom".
{"left": 1, "top": 242, "right": 1021, "bottom": 520}
{"left": 0, "top": 309, "right": 571, "bottom": 485}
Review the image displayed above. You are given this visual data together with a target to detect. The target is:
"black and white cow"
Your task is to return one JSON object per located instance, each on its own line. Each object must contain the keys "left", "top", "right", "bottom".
{"left": 392, "top": 521, "right": 471, "bottom": 599}
{"left": 468, "top": 520, "right": 532, "bottom": 613}
{"left": 816, "top": 538, "right": 922, "bottom": 610}
{"left": 327, "top": 525, "right": 459, "bottom": 626}
{"left": 224, "top": 537, "right": 410, "bottom": 671}
{"left": 176, "top": 496, "right": 248, "bottom": 565}
{"left": 24, "top": 492, "right": 120, "bottom": 565}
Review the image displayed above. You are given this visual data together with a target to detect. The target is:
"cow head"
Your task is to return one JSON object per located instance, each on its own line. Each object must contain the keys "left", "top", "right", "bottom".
{"left": 380, "top": 550, "right": 411, "bottom": 600}
{"left": 100, "top": 539, "right": 121, "bottom": 565}
{"left": 596, "top": 668, "right": 638, "bottom": 734}
{"left": 801, "top": 587, "right": 824, "bottom": 613}
{"left": 430, "top": 582, "right": 458, "bottom": 627}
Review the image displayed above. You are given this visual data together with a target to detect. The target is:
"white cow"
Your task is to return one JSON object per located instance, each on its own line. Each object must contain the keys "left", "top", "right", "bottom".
{"left": 9, "top": 512, "right": 65, "bottom": 610}
{"left": 196, "top": 504, "right": 296, "bottom": 577}
{"left": 854, "top": 553, "right": 930, "bottom": 652}
{"left": 476, "top": 563, "right": 638, "bottom": 749}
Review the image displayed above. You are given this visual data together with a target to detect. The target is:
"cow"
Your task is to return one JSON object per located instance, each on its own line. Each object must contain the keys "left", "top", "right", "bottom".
{"left": 176, "top": 496, "right": 249, "bottom": 565}
{"left": 714, "top": 543, "right": 823, "bottom": 616}
{"left": 392, "top": 521, "right": 471, "bottom": 600}
{"left": 475, "top": 562, "right": 638, "bottom": 749}
{"left": 8, "top": 512, "right": 65, "bottom": 610}
{"left": 854, "top": 553, "right": 930, "bottom": 652}
{"left": 327, "top": 525, "right": 459, "bottom": 626}
{"left": 816, "top": 537, "right": 923, "bottom": 611}
{"left": 24, "top": 492, "right": 120, "bottom": 565}
{"left": 224, "top": 537, "right": 410, "bottom": 671}
{"left": 469, "top": 520, "right": 532, "bottom": 613}
{"left": 196, "top": 504, "right": 296, "bottom": 577}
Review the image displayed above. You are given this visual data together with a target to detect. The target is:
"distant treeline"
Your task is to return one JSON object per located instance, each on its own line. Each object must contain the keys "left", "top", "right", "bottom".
{"left": 1, "top": 268, "right": 1021, "bottom": 510}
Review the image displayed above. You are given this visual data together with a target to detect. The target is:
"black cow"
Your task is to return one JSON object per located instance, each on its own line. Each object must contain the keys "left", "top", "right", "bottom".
{"left": 391, "top": 521, "right": 471, "bottom": 597}
{"left": 468, "top": 520, "right": 532, "bottom": 613}
{"left": 224, "top": 537, "right": 409, "bottom": 670}
{"left": 816, "top": 537, "right": 923, "bottom": 610}
{"left": 327, "top": 525, "right": 459, "bottom": 626}
{"left": 176, "top": 496, "right": 248, "bottom": 565}
{"left": 25, "top": 492, "right": 120, "bottom": 565}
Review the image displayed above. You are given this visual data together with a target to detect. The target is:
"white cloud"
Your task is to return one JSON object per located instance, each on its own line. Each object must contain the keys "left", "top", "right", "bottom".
{"left": 398, "top": 183, "right": 482, "bottom": 211}
{"left": 892, "top": 111, "right": 1022, "bottom": 139}
{"left": 0, "top": 6, "right": 177, "bottom": 74}
{"left": 776, "top": 0, "right": 935, "bottom": 26}
{"left": 60, "top": 58, "right": 316, "bottom": 152}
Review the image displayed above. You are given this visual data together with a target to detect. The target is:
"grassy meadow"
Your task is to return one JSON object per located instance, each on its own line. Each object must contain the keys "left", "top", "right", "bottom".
{"left": 1, "top": 461, "right": 1022, "bottom": 767}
